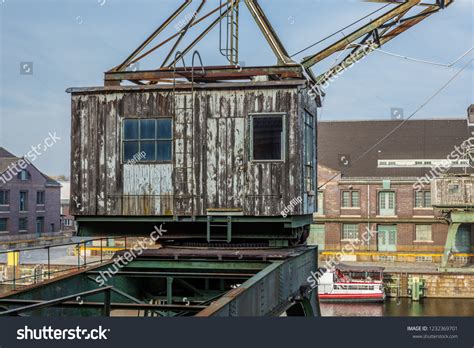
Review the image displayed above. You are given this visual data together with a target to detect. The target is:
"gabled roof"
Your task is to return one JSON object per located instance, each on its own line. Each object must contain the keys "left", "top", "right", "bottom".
{"left": 318, "top": 118, "right": 472, "bottom": 178}
{"left": 0, "top": 147, "right": 61, "bottom": 187}
{"left": 0, "top": 147, "right": 16, "bottom": 158}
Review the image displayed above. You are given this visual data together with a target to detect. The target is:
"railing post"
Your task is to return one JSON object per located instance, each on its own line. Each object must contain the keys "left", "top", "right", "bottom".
{"left": 12, "top": 257, "right": 16, "bottom": 291}
{"left": 103, "top": 288, "right": 111, "bottom": 316}
{"left": 77, "top": 243, "right": 80, "bottom": 270}
{"left": 83, "top": 240, "right": 87, "bottom": 267}
{"left": 100, "top": 238, "right": 103, "bottom": 263}
{"left": 47, "top": 246, "right": 51, "bottom": 280}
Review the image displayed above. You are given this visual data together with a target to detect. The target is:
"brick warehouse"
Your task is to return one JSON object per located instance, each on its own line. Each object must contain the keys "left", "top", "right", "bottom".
{"left": 311, "top": 106, "right": 474, "bottom": 262}
{"left": 0, "top": 147, "right": 61, "bottom": 237}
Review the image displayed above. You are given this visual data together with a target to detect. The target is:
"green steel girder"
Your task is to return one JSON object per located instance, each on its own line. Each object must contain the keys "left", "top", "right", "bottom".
{"left": 196, "top": 247, "right": 318, "bottom": 317}
{"left": 121, "top": 260, "right": 269, "bottom": 271}
{"left": 441, "top": 210, "right": 473, "bottom": 268}
{"left": 450, "top": 211, "right": 474, "bottom": 223}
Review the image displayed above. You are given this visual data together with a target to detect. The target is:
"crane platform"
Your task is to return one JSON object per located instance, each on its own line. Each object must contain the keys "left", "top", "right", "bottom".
{"left": 0, "top": 245, "right": 319, "bottom": 317}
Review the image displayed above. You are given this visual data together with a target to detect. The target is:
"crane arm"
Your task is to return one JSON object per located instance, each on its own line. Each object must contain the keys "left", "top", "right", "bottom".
{"left": 301, "top": 0, "right": 454, "bottom": 85}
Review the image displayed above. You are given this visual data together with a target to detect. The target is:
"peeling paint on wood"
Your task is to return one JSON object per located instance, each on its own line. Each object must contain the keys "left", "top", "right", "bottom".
{"left": 69, "top": 82, "right": 318, "bottom": 217}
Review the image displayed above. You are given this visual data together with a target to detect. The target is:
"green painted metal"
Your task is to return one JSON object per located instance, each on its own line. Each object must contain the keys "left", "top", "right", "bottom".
{"left": 196, "top": 247, "right": 318, "bottom": 317}
{"left": 442, "top": 222, "right": 461, "bottom": 267}
{"left": 122, "top": 260, "right": 268, "bottom": 271}
{"left": 451, "top": 211, "right": 474, "bottom": 223}
{"left": 166, "top": 277, "right": 173, "bottom": 308}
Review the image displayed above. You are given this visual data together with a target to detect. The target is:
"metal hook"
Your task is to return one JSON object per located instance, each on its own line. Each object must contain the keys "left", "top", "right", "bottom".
{"left": 191, "top": 50, "right": 205, "bottom": 80}
{"left": 173, "top": 51, "right": 187, "bottom": 71}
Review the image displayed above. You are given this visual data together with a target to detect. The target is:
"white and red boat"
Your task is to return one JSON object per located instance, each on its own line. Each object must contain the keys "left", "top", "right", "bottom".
{"left": 318, "top": 264, "right": 386, "bottom": 302}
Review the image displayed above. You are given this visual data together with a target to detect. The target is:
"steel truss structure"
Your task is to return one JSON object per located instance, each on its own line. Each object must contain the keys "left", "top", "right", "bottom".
{"left": 104, "top": 0, "right": 454, "bottom": 86}
{"left": 0, "top": 247, "right": 319, "bottom": 317}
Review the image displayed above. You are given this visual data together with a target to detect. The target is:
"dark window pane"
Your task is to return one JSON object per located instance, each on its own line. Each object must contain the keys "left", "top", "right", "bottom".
{"left": 157, "top": 119, "right": 172, "bottom": 139}
{"left": 157, "top": 141, "right": 172, "bottom": 161}
{"left": 252, "top": 116, "right": 283, "bottom": 160}
{"left": 140, "top": 119, "right": 156, "bottom": 140}
{"left": 124, "top": 119, "right": 139, "bottom": 140}
{"left": 141, "top": 141, "right": 156, "bottom": 161}
{"left": 124, "top": 141, "right": 139, "bottom": 161}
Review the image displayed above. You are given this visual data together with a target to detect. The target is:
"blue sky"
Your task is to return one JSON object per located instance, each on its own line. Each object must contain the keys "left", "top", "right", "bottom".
{"left": 0, "top": 0, "right": 472, "bottom": 175}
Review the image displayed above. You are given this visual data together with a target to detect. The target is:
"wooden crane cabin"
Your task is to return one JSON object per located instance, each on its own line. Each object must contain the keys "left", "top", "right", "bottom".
{"left": 68, "top": 79, "right": 318, "bottom": 244}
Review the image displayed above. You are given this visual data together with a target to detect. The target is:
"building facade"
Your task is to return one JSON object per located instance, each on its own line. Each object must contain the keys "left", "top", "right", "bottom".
{"left": 0, "top": 147, "right": 61, "bottom": 236}
{"left": 312, "top": 108, "right": 474, "bottom": 261}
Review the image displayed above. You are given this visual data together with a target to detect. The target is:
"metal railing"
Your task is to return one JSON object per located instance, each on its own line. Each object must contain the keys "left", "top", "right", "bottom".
{"left": 0, "top": 237, "right": 128, "bottom": 290}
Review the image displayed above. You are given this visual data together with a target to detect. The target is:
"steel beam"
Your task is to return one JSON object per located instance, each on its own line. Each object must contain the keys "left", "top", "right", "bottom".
{"left": 244, "top": 0, "right": 294, "bottom": 65}
{"left": 302, "top": 0, "right": 422, "bottom": 68}
{"left": 196, "top": 247, "right": 318, "bottom": 316}
{"left": 115, "top": 0, "right": 192, "bottom": 72}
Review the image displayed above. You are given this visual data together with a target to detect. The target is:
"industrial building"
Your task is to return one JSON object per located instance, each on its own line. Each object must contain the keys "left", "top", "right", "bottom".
{"left": 312, "top": 106, "right": 474, "bottom": 264}
{"left": 0, "top": 147, "right": 61, "bottom": 237}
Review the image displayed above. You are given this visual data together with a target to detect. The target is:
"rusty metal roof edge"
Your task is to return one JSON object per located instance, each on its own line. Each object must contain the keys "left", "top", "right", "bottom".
{"left": 66, "top": 79, "right": 308, "bottom": 94}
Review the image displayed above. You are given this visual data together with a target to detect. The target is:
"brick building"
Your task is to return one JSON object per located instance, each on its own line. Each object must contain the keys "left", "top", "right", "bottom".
{"left": 312, "top": 109, "right": 474, "bottom": 260}
{"left": 0, "top": 147, "right": 61, "bottom": 236}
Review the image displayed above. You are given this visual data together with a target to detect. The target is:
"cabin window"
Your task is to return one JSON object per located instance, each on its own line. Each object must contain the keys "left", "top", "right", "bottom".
{"left": 250, "top": 114, "right": 285, "bottom": 161}
{"left": 341, "top": 190, "right": 360, "bottom": 208}
{"left": 448, "top": 183, "right": 460, "bottom": 195}
{"left": 415, "top": 190, "right": 431, "bottom": 208}
{"left": 123, "top": 118, "right": 172, "bottom": 162}
{"left": 0, "top": 190, "right": 9, "bottom": 205}
{"left": 304, "top": 110, "right": 315, "bottom": 191}
{"left": 415, "top": 225, "right": 432, "bottom": 242}
{"left": 342, "top": 224, "right": 358, "bottom": 240}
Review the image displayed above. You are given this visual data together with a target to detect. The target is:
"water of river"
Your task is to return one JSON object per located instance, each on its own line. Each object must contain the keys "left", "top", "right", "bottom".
{"left": 320, "top": 298, "right": 474, "bottom": 317}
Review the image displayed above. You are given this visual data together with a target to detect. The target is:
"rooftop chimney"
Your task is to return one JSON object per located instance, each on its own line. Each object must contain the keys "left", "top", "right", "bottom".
{"left": 468, "top": 104, "right": 474, "bottom": 126}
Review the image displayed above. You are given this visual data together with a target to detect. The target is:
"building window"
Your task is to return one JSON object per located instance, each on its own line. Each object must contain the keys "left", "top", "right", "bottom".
{"left": 415, "top": 225, "right": 432, "bottom": 242}
{"left": 19, "top": 218, "right": 28, "bottom": 231}
{"left": 0, "top": 218, "right": 7, "bottom": 232}
{"left": 37, "top": 191, "right": 45, "bottom": 205}
{"left": 415, "top": 190, "right": 431, "bottom": 208}
{"left": 316, "top": 190, "right": 324, "bottom": 214}
{"left": 36, "top": 217, "right": 44, "bottom": 235}
{"left": 19, "top": 191, "right": 28, "bottom": 211}
{"left": 342, "top": 224, "right": 359, "bottom": 240}
{"left": 18, "top": 170, "right": 31, "bottom": 181}
{"left": 250, "top": 114, "right": 285, "bottom": 161}
{"left": 123, "top": 118, "right": 173, "bottom": 162}
{"left": 378, "top": 191, "right": 395, "bottom": 216}
{"left": 341, "top": 190, "right": 360, "bottom": 208}
{"left": 50, "top": 223, "right": 55, "bottom": 232}
{"left": 0, "top": 190, "right": 9, "bottom": 205}
{"left": 304, "top": 110, "right": 315, "bottom": 192}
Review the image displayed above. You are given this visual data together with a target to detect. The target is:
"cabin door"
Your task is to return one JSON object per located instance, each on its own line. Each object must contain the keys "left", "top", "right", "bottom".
{"left": 205, "top": 118, "right": 245, "bottom": 211}
{"left": 377, "top": 225, "right": 397, "bottom": 252}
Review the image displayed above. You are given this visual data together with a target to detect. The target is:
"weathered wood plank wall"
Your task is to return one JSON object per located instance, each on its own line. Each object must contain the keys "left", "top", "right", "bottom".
{"left": 70, "top": 83, "right": 318, "bottom": 217}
